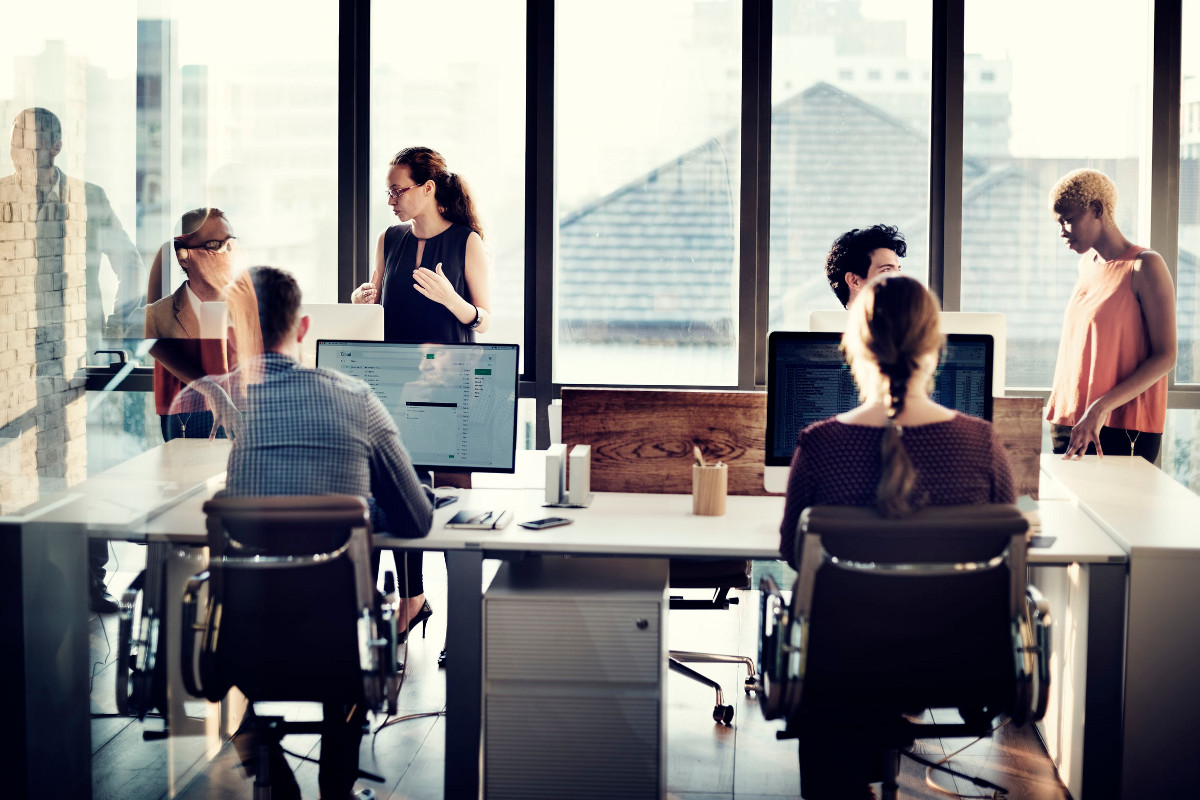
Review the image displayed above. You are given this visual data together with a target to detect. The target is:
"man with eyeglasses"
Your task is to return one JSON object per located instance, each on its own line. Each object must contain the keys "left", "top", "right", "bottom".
{"left": 144, "top": 207, "right": 241, "bottom": 442}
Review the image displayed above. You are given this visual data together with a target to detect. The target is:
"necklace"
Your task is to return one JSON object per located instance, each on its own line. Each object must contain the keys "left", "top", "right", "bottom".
{"left": 1125, "top": 429, "right": 1141, "bottom": 457}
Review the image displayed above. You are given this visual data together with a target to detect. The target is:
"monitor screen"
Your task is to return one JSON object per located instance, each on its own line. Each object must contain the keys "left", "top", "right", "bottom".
{"left": 765, "top": 331, "right": 994, "bottom": 468}
{"left": 316, "top": 340, "right": 519, "bottom": 473}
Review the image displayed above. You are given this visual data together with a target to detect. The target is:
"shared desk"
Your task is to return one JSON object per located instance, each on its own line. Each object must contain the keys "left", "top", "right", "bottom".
{"left": 14, "top": 440, "right": 1200, "bottom": 799}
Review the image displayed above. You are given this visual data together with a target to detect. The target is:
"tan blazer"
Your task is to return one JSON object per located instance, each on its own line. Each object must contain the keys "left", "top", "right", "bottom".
{"left": 145, "top": 283, "right": 229, "bottom": 414}
{"left": 144, "top": 283, "right": 198, "bottom": 340}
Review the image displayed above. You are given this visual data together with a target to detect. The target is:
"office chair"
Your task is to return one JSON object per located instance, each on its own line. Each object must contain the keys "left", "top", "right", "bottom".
{"left": 668, "top": 559, "right": 759, "bottom": 724}
{"left": 757, "top": 504, "right": 1051, "bottom": 800}
{"left": 181, "top": 495, "right": 401, "bottom": 800}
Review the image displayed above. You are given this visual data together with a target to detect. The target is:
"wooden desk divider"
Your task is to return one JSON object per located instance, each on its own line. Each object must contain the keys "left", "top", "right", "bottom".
{"left": 560, "top": 388, "right": 772, "bottom": 496}
{"left": 560, "top": 388, "right": 1045, "bottom": 501}
{"left": 992, "top": 396, "right": 1043, "bottom": 500}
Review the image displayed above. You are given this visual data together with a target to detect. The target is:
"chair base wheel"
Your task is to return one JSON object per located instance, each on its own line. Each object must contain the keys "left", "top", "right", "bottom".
{"left": 713, "top": 705, "right": 734, "bottom": 724}
{"left": 744, "top": 677, "right": 757, "bottom": 693}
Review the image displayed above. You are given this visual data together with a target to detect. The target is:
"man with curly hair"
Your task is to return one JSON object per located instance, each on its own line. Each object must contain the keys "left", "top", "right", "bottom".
{"left": 824, "top": 224, "right": 907, "bottom": 308}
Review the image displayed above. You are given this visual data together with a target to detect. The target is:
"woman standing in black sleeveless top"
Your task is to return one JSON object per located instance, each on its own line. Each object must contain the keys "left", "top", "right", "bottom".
{"left": 352, "top": 147, "right": 492, "bottom": 657}
{"left": 352, "top": 146, "right": 491, "bottom": 339}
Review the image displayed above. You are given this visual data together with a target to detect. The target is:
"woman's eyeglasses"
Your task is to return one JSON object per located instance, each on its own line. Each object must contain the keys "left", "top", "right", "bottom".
{"left": 385, "top": 184, "right": 422, "bottom": 200}
{"left": 174, "top": 236, "right": 236, "bottom": 258}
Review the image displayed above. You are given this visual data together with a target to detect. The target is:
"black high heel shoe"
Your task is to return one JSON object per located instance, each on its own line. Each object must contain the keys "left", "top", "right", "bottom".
{"left": 397, "top": 600, "right": 433, "bottom": 644}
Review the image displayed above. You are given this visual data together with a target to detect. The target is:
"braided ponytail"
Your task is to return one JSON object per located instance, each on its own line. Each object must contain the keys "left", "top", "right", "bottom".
{"left": 876, "top": 359, "right": 921, "bottom": 517}
{"left": 841, "top": 275, "right": 941, "bottom": 518}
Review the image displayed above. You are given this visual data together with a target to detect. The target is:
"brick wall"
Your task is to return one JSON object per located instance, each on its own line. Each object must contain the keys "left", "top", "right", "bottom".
{"left": 0, "top": 111, "right": 88, "bottom": 514}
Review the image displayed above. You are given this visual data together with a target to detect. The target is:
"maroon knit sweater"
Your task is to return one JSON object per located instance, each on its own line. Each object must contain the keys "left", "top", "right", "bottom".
{"left": 778, "top": 412, "right": 1016, "bottom": 568}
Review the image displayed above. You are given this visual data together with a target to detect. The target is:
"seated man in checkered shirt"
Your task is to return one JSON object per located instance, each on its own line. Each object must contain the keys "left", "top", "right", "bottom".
{"left": 219, "top": 265, "right": 433, "bottom": 800}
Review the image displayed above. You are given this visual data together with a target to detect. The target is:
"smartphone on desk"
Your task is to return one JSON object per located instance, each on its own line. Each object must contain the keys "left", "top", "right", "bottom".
{"left": 517, "top": 517, "right": 574, "bottom": 530}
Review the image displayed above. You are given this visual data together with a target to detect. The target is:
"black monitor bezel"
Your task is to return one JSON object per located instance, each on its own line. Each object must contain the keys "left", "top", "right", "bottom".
{"left": 315, "top": 338, "right": 520, "bottom": 474}
{"left": 765, "top": 330, "right": 994, "bottom": 468}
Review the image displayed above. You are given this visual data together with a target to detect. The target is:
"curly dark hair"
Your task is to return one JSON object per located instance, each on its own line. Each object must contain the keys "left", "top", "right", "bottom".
{"left": 824, "top": 224, "right": 907, "bottom": 307}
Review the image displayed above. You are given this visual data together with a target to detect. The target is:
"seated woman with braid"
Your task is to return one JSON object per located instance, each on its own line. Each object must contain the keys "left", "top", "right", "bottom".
{"left": 776, "top": 274, "right": 1015, "bottom": 800}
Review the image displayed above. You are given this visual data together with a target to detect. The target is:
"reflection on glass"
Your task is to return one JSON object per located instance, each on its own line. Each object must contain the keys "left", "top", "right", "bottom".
{"left": 768, "top": 0, "right": 932, "bottom": 334}
{"left": 555, "top": 0, "right": 741, "bottom": 385}
{"left": 962, "top": 0, "right": 1150, "bottom": 389}
{"left": 1163, "top": 409, "right": 1200, "bottom": 496}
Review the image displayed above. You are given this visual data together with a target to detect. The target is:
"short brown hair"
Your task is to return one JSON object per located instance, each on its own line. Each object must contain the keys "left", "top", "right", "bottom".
{"left": 248, "top": 266, "right": 302, "bottom": 351}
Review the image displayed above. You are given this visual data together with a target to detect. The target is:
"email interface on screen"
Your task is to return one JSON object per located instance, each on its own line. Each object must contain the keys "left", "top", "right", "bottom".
{"left": 316, "top": 340, "right": 519, "bottom": 472}
{"left": 766, "top": 332, "right": 993, "bottom": 466}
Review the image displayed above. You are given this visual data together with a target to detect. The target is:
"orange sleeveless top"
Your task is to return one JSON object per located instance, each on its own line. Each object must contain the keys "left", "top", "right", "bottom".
{"left": 1046, "top": 244, "right": 1166, "bottom": 434}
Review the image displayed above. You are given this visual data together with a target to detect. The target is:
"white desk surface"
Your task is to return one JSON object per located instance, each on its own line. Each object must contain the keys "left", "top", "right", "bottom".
{"left": 26, "top": 439, "right": 230, "bottom": 535}
{"left": 48, "top": 442, "right": 1134, "bottom": 567}
{"left": 1041, "top": 454, "right": 1200, "bottom": 558}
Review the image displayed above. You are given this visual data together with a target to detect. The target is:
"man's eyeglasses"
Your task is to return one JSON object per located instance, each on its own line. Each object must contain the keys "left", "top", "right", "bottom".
{"left": 385, "top": 184, "right": 423, "bottom": 200}
{"left": 174, "top": 236, "right": 236, "bottom": 258}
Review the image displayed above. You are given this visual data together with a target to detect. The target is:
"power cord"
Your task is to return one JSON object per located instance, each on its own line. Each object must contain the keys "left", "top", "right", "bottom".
{"left": 917, "top": 717, "right": 1011, "bottom": 799}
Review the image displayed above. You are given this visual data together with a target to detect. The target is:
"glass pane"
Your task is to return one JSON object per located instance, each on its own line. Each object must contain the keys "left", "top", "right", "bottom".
{"left": 146, "top": 6, "right": 340, "bottom": 304}
{"left": 555, "top": 0, "right": 741, "bottom": 385}
{"left": 1177, "top": 5, "right": 1200, "bottom": 384}
{"left": 768, "top": 0, "right": 932, "bottom": 332}
{"left": 370, "top": 1, "right": 526, "bottom": 365}
{"left": 1163, "top": 408, "right": 1200, "bottom": 496}
{"left": 962, "top": 0, "right": 1150, "bottom": 389}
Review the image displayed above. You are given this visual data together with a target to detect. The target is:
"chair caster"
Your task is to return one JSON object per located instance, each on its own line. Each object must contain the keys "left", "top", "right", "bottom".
{"left": 744, "top": 677, "right": 758, "bottom": 694}
{"left": 713, "top": 704, "right": 734, "bottom": 724}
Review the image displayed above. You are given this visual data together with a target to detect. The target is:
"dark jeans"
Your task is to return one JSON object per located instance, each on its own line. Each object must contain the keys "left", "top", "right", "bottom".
{"left": 89, "top": 539, "right": 108, "bottom": 589}
{"left": 1050, "top": 423, "right": 1161, "bottom": 463}
{"left": 795, "top": 712, "right": 884, "bottom": 800}
{"left": 160, "top": 411, "right": 228, "bottom": 442}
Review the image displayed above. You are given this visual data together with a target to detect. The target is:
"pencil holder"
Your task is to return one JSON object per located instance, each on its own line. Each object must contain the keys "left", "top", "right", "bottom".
{"left": 692, "top": 463, "right": 728, "bottom": 516}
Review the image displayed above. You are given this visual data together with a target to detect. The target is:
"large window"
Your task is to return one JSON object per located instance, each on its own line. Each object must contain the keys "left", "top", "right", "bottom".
{"left": 768, "top": 0, "right": 932, "bottom": 332}
{"left": 370, "top": 0, "right": 526, "bottom": 359}
{"left": 154, "top": 3, "right": 340, "bottom": 303}
{"left": 554, "top": 0, "right": 742, "bottom": 385}
{"left": 961, "top": 0, "right": 1151, "bottom": 389}
{"left": 1178, "top": 5, "right": 1200, "bottom": 387}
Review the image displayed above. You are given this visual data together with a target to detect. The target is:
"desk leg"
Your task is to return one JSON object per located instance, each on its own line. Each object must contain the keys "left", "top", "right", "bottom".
{"left": 1081, "top": 563, "right": 1124, "bottom": 800}
{"left": 11, "top": 522, "right": 91, "bottom": 798}
{"left": 445, "top": 549, "right": 483, "bottom": 800}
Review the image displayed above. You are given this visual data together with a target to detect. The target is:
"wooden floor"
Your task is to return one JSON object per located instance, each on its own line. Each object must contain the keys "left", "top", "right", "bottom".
{"left": 91, "top": 544, "right": 1071, "bottom": 800}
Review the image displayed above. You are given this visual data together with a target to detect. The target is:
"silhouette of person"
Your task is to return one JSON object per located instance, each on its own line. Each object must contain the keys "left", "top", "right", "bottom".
{"left": 1, "top": 107, "right": 147, "bottom": 614}
{"left": 2, "top": 107, "right": 146, "bottom": 354}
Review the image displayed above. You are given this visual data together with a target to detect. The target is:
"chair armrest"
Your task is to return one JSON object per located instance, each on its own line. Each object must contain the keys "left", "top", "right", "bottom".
{"left": 1025, "top": 584, "right": 1052, "bottom": 722}
{"left": 180, "top": 570, "right": 210, "bottom": 700}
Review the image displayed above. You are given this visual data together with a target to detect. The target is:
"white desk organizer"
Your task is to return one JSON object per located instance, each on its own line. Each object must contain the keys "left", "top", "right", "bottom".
{"left": 544, "top": 444, "right": 594, "bottom": 508}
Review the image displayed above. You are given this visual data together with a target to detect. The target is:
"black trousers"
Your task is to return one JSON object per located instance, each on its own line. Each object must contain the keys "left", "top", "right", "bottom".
{"left": 1050, "top": 423, "right": 1161, "bottom": 463}
{"left": 160, "top": 410, "right": 229, "bottom": 442}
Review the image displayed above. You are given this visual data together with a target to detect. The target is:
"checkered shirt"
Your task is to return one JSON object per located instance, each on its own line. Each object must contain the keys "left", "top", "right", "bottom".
{"left": 222, "top": 352, "right": 433, "bottom": 538}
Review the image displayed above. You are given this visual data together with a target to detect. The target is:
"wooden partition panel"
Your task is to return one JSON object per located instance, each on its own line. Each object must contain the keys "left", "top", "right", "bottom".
{"left": 992, "top": 397, "right": 1043, "bottom": 500}
{"left": 560, "top": 388, "right": 771, "bottom": 496}
{"left": 560, "top": 388, "right": 1044, "bottom": 500}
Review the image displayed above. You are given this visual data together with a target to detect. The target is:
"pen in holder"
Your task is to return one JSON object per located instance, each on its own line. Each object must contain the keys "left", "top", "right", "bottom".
{"left": 692, "top": 462, "right": 728, "bottom": 516}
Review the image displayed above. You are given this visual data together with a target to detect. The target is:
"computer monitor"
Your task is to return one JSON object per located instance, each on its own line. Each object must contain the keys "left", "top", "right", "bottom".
{"left": 763, "top": 331, "right": 994, "bottom": 493}
{"left": 808, "top": 310, "right": 1007, "bottom": 394}
{"left": 316, "top": 339, "right": 519, "bottom": 473}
